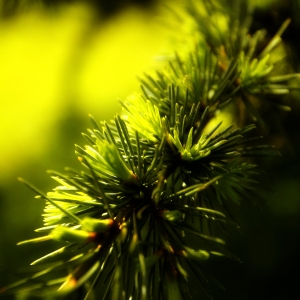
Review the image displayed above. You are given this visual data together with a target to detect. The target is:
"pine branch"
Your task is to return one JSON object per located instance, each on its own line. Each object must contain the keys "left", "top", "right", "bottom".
{"left": 1, "top": 0, "right": 299, "bottom": 299}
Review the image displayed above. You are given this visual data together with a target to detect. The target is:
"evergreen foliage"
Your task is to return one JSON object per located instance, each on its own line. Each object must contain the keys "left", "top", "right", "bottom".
{"left": 1, "top": 0, "right": 299, "bottom": 299}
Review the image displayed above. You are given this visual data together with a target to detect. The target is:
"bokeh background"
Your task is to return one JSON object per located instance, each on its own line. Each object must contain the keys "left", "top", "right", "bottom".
{"left": 0, "top": 0, "right": 300, "bottom": 299}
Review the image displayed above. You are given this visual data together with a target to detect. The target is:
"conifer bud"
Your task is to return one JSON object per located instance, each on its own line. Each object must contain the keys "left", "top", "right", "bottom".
{"left": 81, "top": 217, "right": 114, "bottom": 233}
{"left": 161, "top": 210, "right": 183, "bottom": 222}
{"left": 51, "top": 226, "right": 95, "bottom": 243}
{"left": 180, "top": 246, "right": 210, "bottom": 261}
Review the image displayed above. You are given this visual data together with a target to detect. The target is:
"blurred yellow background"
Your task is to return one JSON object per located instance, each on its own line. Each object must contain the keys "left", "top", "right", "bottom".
{"left": 0, "top": 0, "right": 173, "bottom": 286}
{"left": 0, "top": 1, "right": 171, "bottom": 183}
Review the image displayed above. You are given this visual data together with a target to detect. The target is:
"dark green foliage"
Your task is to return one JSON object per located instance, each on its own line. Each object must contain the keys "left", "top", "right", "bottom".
{"left": 1, "top": 0, "right": 299, "bottom": 299}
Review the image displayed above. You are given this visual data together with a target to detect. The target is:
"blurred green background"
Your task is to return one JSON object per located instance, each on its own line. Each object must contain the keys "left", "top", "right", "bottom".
{"left": 0, "top": 1, "right": 300, "bottom": 299}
